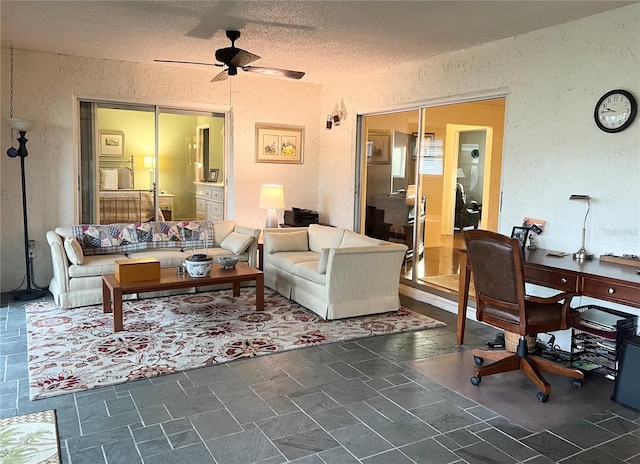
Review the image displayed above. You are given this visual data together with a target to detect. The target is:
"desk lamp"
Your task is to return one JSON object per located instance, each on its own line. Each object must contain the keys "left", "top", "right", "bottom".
{"left": 570, "top": 194, "right": 593, "bottom": 260}
{"left": 259, "top": 184, "right": 284, "bottom": 228}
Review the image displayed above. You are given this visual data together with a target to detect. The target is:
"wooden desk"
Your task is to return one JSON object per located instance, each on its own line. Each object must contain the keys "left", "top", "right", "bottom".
{"left": 457, "top": 248, "right": 640, "bottom": 344}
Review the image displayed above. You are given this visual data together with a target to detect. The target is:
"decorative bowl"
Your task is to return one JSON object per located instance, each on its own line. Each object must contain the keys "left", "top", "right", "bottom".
{"left": 184, "top": 254, "right": 213, "bottom": 277}
{"left": 218, "top": 256, "right": 239, "bottom": 269}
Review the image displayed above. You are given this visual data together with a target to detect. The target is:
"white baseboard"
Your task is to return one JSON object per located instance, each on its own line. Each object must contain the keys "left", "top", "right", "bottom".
{"left": 399, "top": 284, "right": 477, "bottom": 321}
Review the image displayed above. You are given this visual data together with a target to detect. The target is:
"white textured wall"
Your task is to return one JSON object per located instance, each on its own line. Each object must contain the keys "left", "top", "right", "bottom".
{"left": 0, "top": 51, "right": 320, "bottom": 291}
{"left": 320, "top": 5, "right": 640, "bottom": 258}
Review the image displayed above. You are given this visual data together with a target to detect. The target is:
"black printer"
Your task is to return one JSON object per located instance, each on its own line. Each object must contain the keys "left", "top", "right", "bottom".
{"left": 284, "top": 207, "right": 319, "bottom": 227}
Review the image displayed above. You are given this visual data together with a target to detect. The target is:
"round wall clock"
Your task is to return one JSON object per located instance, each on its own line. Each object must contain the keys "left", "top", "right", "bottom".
{"left": 594, "top": 89, "right": 637, "bottom": 133}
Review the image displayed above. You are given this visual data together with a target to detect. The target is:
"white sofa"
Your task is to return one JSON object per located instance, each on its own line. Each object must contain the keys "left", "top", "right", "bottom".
{"left": 263, "top": 224, "right": 408, "bottom": 320}
{"left": 46, "top": 220, "right": 260, "bottom": 309}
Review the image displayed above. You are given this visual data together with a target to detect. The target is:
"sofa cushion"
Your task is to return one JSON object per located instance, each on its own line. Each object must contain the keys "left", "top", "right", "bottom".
{"left": 213, "top": 220, "right": 236, "bottom": 244}
{"left": 64, "top": 237, "right": 84, "bottom": 265}
{"left": 128, "top": 249, "right": 189, "bottom": 268}
{"left": 55, "top": 227, "right": 73, "bottom": 239}
{"left": 340, "top": 230, "right": 380, "bottom": 248}
{"left": 317, "top": 248, "right": 330, "bottom": 274}
{"left": 68, "top": 254, "right": 129, "bottom": 278}
{"left": 267, "top": 251, "right": 318, "bottom": 273}
{"left": 308, "top": 224, "right": 345, "bottom": 253}
{"left": 294, "top": 261, "right": 327, "bottom": 285}
{"left": 265, "top": 231, "right": 309, "bottom": 253}
{"left": 220, "top": 231, "right": 253, "bottom": 254}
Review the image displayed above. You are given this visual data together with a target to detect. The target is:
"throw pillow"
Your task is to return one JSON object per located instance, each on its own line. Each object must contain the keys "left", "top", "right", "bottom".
{"left": 117, "top": 168, "right": 133, "bottom": 189}
{"left": 340, "top": 230, "right": 380, "bottom": 247}
{"left": 317, "top": 248, "right": 330, "bottom": 274}
{"left": 64, "top": 237, "right": 84, "bottom": 265}
{"left": 100, "top": 169, "right": 119, "bottom": 190}
{"left": 220, "top": 232, "right": 253, "bottom": 254}
{"left": 265, "top": 231, "right": 309, "bottom": 254}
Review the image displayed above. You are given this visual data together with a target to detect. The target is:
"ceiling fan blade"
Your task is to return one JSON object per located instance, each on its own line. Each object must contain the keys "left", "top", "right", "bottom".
{"left": 242, "top": 66, "right": 305, "bottom": 80}
{"left": 211, "top": 69, "right": 229, "bottom": 82}
{"left": 155, "top": 59, "right": 221, "bottom": 68}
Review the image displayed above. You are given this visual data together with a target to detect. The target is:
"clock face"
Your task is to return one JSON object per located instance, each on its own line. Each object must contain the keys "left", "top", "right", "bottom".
{"left": 594, "top": 90, "right": 637, "bottom": 133}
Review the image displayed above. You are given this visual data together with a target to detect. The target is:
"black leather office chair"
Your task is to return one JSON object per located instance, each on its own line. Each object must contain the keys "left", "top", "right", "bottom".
{"left": 464, "top": 229, "right": 584, "bottom": 402}
{"left": 455, "top": 183, "right": 480, "bottom": 230}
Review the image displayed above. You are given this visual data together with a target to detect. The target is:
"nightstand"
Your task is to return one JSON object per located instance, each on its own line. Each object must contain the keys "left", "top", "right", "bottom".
{"left": 158, "top": 193, "right": 174, "bottom": 221}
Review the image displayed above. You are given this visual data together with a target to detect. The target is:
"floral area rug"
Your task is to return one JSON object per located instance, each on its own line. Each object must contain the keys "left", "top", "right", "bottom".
{"left": 26, "top": 289, "right": 446, "bottom": 400}
{"left": 0, "top": 410, "right": 60, "bottom": 463}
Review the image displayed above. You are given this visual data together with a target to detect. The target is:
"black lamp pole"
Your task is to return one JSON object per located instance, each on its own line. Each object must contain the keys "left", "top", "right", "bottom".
{"left": 11, "top": 129, "right": 46, "bottom": 301}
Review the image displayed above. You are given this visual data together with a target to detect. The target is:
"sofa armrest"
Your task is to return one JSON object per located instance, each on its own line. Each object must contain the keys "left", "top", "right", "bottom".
{"left": 324, "top": 243, "right": 408, "bottom": 300}
{"left": 46, "top": 230, "right": 70, "bottom": 295}
{"left": 233, "top": 224, "right": 261, "bottom": 268}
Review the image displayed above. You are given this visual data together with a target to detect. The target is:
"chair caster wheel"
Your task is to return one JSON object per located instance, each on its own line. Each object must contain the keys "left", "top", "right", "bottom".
{"left": 536, "top": 392, "right": 549, "bottom": 403}
{"left": 474, "top": 356, "right": 484, "bottom": 366}
{"left": 572, "top": 379, "right": 583, "bottom": 389}
{"left": 470, "top": 376, "right": 481, "bottom": 386}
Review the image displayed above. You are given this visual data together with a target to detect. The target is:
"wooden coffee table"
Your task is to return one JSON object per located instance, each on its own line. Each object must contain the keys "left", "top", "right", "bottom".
{"left": 102, "top": 262, "right": 264, "bottom": 332}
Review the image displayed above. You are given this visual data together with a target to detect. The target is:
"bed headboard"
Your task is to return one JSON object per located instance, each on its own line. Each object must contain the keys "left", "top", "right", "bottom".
{"left": 99, "top": 155, "right": 135, "bottom": 190}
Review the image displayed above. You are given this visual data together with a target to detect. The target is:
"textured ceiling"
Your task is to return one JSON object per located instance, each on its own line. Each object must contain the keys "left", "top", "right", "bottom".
{"left": 1, "top": 1, "right": 635, "bottom": 84}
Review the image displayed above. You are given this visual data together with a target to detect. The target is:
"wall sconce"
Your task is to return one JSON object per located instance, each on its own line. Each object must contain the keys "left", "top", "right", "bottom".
{"left": 569, "top": 194, "right": 593, "bottom": 260}
{"left": 259, "top": 184, "right": 285, "bottom": 228}
{"left": 144, "top": 156, "right": 155, "bottom": 190}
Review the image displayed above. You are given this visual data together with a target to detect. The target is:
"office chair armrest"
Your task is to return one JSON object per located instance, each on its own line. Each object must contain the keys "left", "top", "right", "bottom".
{"left": 526, "top": 292, "right": 579, "bottom": 329}
{"left": 525, "top": 292, "right": 578, "bottom": 304}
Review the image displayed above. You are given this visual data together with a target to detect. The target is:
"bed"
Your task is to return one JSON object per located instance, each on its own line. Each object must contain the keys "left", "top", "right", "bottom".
{"left": 98, "top": 156, "right": 164, "bottom": 224}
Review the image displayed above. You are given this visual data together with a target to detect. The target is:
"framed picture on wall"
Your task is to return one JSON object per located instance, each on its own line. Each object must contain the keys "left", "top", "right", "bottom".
{"left": 255, "top": 124, "right": 304, "bottom": 164}
{"left": 366, "top": 131, "right": 390, "bottom": 164}
{"left": 99, "top": 130, "right": 125, "bottom": 157}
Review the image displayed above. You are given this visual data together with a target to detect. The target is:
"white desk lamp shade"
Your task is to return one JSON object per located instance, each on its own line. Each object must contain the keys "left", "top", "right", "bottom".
{"left": 259, "top": 184, "right": 284, "bottom": 228}
{"left": 456, "top": 168, "right": 466, "bottom": 178}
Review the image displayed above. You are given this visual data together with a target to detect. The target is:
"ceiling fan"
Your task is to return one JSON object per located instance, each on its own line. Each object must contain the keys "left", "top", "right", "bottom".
{"left": 155, "top": 30, "right": 305, "bottom": 82}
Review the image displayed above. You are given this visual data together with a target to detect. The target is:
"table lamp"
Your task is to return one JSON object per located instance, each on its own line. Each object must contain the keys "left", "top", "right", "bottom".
{"left": 259, "top": 184, "right": 284, "bottom": 228}
{"left": 570, "top": 194, "right": 593, "bottom": 260}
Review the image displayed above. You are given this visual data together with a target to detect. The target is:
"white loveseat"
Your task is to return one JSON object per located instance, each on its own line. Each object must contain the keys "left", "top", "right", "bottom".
{"left": 263, "top": 224, "right": 408, "bottom": 320}
{"left": 46, "top": 220, "right": 260, "bottom": 309}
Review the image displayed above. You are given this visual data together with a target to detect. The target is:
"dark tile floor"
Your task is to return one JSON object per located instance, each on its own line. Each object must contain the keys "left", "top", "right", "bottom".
{"left": 1, "top": 291, "right": 639, "bottom": 464}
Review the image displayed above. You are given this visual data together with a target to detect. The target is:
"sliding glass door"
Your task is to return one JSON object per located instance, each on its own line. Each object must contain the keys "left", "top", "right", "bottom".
{"left": 358, "top": 98, "right": 506, "bottom": 292}
{"left": 78, "top": 101, "right": 226, "bottom": 224}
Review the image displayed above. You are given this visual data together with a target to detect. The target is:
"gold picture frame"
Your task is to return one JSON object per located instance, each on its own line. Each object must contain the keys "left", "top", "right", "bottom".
{"left": 99, "top": 130, "right": 125, "bottom": 157}
{"left": 255, "top": 124, "right": 304, "bottom": 164}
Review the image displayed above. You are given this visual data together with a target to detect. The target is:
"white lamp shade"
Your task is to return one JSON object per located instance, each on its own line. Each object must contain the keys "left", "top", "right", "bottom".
{"left": 456, "top": 168, "right": 466, "bottom": 178}
{"left": 259, "top": 184, "right": 285, "bottom": 209}
{"left": 144, "top": 156, "right": 155, "bottom": 169}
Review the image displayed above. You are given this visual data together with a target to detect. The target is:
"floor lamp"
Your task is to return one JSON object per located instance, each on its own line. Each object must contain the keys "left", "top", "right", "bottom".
{"left": 6, "top": 118, "right": 47, "bottom": 300}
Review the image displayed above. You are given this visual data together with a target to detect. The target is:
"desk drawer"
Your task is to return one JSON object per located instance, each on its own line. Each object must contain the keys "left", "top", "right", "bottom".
{"left": 524, "top": 266, "right": 579, "bottom": 292}
{"left": 582, "top": 276, "right": 640, "bottom": 307}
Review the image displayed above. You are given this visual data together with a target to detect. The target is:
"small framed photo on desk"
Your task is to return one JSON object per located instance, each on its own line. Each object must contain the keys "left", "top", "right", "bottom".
{"left": 208, "top": 168, "right": 219, "bottom": 182}
{"left": 511, "top": 226, "right": 530, "bottom": 251}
